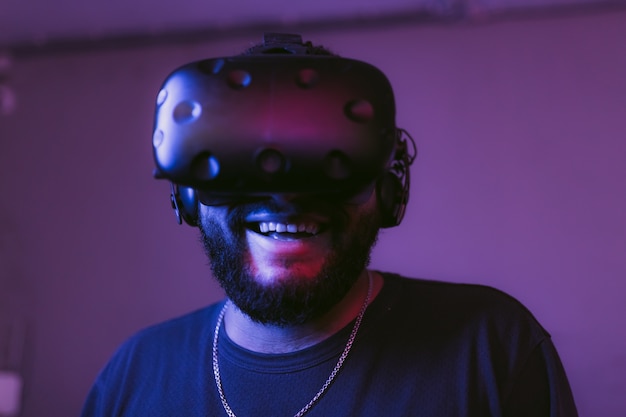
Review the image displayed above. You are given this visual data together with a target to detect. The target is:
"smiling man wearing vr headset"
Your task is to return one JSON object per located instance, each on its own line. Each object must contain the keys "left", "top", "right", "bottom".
{"left": 82, "top": 33, "right": 577, "bottom": 416}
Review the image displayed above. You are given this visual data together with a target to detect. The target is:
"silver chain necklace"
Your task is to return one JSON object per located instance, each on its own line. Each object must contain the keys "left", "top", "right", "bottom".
{"left": 212, "top": 271, "right": 373, "bottom": 417}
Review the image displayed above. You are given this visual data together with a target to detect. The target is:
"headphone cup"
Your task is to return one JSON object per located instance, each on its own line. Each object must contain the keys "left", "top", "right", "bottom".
{"left": 175, "top": 185, "right": 199, "bottom": 226}
{"left": 377, "top": 172, "right": 405, "bottom": 228}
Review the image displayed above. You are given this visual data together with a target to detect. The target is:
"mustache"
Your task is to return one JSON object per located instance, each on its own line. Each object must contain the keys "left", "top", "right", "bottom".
{"left": 224, "top": 196, "right": 350, "bottom": 229}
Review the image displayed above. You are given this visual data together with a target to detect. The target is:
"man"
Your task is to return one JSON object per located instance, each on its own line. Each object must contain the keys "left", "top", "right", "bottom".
{"left": 82, "top": 33, "right": 578, "bottom": 416}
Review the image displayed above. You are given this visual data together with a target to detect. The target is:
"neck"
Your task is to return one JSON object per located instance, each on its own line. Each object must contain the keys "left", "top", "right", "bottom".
{"left": 222, "top": 269, "right": 382, "bottom": 354}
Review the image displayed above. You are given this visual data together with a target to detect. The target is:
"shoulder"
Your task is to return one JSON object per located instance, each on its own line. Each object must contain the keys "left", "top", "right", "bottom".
{"left": 380, "top": 272, "right": 541, "bottom": 315}
{"left": 375, "top": 272, "right": 549, "bottom": 344}
{"left": 94, "top": 302, "right": 225, "bottom": 387}
{"left": 113, "top": 302, "right": 223, "bottom": 362}
{"left": 132, "top": 303, "right": 222, "bottom": 340}
{"left": 365, "top": 273, "right": 578, "bottom": 415}
{"left": 81, "top": 302, "right": 225, "bottom": 416}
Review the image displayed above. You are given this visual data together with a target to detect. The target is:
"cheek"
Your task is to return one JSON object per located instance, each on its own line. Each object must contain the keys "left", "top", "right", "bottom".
{"left": 343, "top": 196, "right": 380, "bottom": 232}
{"left": 198, "top": 206, "right": 246, "bottom": 258}
{"left": 200, "top": 206, "right": 233, "bottom": 234}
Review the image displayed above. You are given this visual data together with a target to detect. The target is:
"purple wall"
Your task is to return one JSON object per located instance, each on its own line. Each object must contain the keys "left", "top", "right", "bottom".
{"left": 0, "top": 10, "right": 624, "bottom": 417}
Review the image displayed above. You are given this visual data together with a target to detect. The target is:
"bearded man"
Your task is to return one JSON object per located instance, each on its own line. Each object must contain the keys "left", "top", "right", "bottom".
{"left": 82, "top": 33, "right": 578, "bottom": 417}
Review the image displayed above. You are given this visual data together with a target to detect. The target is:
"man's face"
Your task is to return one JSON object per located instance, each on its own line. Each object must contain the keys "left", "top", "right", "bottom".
{"left": 198, "top": 191, "right": 380, "bottom": 326}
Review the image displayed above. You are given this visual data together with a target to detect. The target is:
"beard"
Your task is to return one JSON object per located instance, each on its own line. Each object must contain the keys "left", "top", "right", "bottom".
{"left": 198, "top": 198, "right": 380, "bottom": 326}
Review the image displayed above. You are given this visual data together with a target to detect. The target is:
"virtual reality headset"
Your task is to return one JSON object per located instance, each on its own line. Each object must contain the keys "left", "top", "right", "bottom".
{"left": 152, "top": 33, "right": 415, "bottom": 227}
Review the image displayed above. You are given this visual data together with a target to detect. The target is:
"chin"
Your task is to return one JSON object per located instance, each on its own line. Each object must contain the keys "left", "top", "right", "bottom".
{"left": 248, "top": 260, "right": 327, "bottom": 286}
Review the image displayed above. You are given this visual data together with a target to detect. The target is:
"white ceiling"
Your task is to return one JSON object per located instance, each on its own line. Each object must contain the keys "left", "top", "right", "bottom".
{"left": 1, "top": 0, "right": 624, "bottom": 51}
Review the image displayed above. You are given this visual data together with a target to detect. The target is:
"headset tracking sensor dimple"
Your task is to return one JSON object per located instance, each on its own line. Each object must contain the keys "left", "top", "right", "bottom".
{"left": 152, "top": 33, "right": 416, "bottom": 228}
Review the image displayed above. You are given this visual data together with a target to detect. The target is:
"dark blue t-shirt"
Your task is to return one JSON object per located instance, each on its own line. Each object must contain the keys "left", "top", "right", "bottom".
{"left": 82, "top": 273, "right": 578, "bottom": 416}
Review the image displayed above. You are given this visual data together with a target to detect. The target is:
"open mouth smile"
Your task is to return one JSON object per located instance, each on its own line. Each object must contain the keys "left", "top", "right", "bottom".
{"left": 247, "top": 221, "right": 323, "bottom": 239}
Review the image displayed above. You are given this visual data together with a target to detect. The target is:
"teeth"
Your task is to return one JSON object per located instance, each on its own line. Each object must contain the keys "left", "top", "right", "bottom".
{"left": 257, "top": 222, "right": 319, "bottom": 235}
